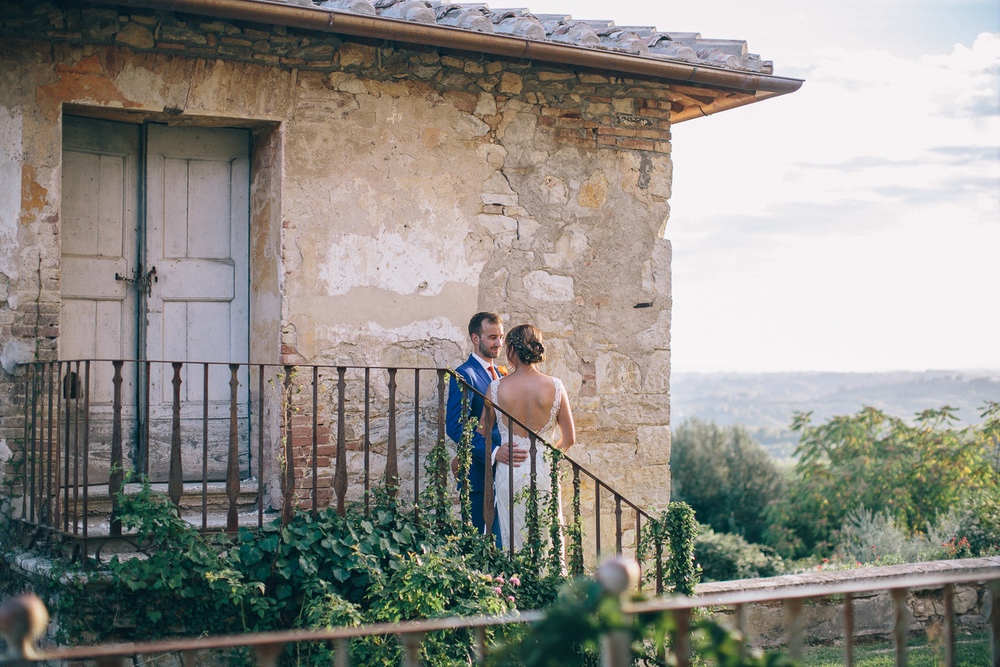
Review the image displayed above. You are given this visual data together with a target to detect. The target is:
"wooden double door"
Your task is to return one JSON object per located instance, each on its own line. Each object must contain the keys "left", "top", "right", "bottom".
{"left": 60, "top": 116, "right": 251, "bottom": 482}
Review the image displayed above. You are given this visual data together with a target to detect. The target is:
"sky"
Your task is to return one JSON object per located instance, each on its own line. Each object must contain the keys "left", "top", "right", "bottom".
{"left": 525, "top": 0, "right": 1000, "bottom": 373}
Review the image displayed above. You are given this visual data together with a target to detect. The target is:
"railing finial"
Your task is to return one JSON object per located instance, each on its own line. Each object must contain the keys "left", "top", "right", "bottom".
{"left": 0, "top": 593, "right": 49, "bottom": 659}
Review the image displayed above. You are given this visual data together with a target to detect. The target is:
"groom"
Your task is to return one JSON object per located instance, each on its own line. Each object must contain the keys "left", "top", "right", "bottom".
{"left": 446, "top": 312, "right": 505, "bottom": 542}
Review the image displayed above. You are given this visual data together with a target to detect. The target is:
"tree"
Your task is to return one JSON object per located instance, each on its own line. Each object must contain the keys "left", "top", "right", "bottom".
{"left": 670, "top": 420, "right": 785, "bottom": 544}
{"left": 764, "top": 402, "right": 1000, "bottom": 559}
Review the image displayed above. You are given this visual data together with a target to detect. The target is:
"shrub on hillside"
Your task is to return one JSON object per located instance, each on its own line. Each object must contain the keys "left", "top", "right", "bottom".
{"left": 670, "top": 420, "right": 785, "bottom": 545}
{"left": 955, "top": 490, "right": 1000, "bottom": 556}
{"left": 694, "top": 529, "right": 784, "bottom": 582}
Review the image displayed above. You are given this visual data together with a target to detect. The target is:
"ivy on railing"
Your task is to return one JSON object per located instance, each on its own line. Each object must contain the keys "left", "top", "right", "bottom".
{"left": 638, "top": 501, "right": 701, "bottom": 596}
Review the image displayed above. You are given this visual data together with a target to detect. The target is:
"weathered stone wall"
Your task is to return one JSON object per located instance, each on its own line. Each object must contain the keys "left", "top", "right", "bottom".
{"left": 0, "top": 0, "right": 673, "bottom": 540}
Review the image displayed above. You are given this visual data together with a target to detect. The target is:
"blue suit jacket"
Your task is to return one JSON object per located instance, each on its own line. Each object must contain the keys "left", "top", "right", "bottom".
{"left": 446, "top": 355, "right": 502, "bottom": 494}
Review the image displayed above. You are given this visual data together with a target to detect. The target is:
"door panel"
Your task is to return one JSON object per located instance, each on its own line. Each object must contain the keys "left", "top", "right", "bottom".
{"left": 60, "top": 117, "right": 140, "bottom": 481}
{"left": 145, "top": 124, "right": 250, "bottom": 482}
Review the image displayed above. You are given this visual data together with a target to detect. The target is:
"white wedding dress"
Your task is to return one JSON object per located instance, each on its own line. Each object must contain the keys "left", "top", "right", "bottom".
{"left": 491, "top": 377, "right": 564, "bottom": 551}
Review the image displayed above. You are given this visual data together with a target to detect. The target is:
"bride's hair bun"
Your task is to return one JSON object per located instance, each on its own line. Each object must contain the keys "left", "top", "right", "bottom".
{"left": 506, "top": 324, "right": 545, "bottom": 365}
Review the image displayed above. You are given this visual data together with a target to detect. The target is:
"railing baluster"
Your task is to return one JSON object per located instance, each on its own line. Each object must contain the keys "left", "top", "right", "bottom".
{"left": 281, "top": 365, "right": 295, "bottom": 527}
{"left": 22, "top": 363, "right": 34, "bottom": 525}
{"left": 673, "top": 608, "right": 691, "bottom": 667}
{"left": 987, "top": 579, "right": 999, "bottom": 667}
{"left": 336, "top": 367, "right": 347, "bottom": 516}
{"left": 891, "top": 587, "right": 908, "bottom": 667}
{"left": 413, "top": 369, "right": 420, "bottom": 521}
{"left": 734, "top": 603, "right": 746, "bottom": 660}
{"left": 786, "top": 597, "right": 804, "bottom": 663}
{"left": 71, "top": 361, "right": 80, "bottom": 533}
{"left": 400, "top": 632, "right": 423, "bottom": 667}
{"left": 143, "top": 360, "right": 151, "bottom": 478}
{"left": 55, "top": 362, "right": 64, "bottom": 533}
{"left": 227, "top": 364, "right": 241, "bottom": 532}
{"left": 844, "top": 591, "right": 854, "bottom": 667}
{"left": 614, "top": 494, "right": 622, "bottom": 555}
{"left": 943, "top": 584, "right": 954, "bottom": 667}
{"left": 386, "top": 368, "right": 398, "bottom": 497}
{"left": 655, "top": 533, "right": 663, "bottom": 595}
{"left": 364, "top": 367, "right": 371, "bottom": 516}
{"left": 258, "top": 365, "right": 265, "bottom": 528}
{"left": 202, "top": 363, "right": 210, "bottom": 532}
{"left": 335, "top": 637, "right": 349, "bottom": 667}
{"left": 571, "top": 463, "right": 582, "bottom": 576}
{"left": 312, "top": 365, "right": 319, "bottom": 515}
{"left": 59, "top": 362, "right": 76, "bottom": 533}
{"left": 634, "top": 509, "right": 641, "bottom": 583}
{"left": 528, "top": 432, "right": 538, "bottom": 563}
{"left": 436, "top": 370, "right": 446, "bottom": 527}
{"left": 505, "top": 417, "right": 514, "bottom": 557}
{"left": 46, "top": 363, "right": 55, "bottom": 529}
{"left": 474, "top": 626, "right": 486, "bottom": 665}
{"left": 253, "top": 643, "right": 285, "bottom": 667}
{"left": 109, "top": 361, "right": 123, "bottom": 537}
{"left": 81, "top": 360, "right": 90, "bottom": 543}
{"left": 169, "top": 362, "right": 184, "bottom": 509}
{"left": 595, "top": 480, "right": 601, "bottom": 561}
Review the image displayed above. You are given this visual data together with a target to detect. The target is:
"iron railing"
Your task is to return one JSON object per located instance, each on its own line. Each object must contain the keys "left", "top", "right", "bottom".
{"left": 1, "top": 562, "right": 997, "bottom": 666}
{"left": 16, "top": 360, "right": 656, "bottom": 580}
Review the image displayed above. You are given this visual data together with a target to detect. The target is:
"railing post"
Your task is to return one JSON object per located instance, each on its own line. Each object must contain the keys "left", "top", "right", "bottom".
{"left": 400, "top": 632, "right": 423, "bottom": 667}
{"left": 46, "top": 362, "right": 55, "bottom": 529}
{"left": 336, "top": 366, "right": 347, "bottom": 516}
{"left": 413, "top": 369, "right": 420, "bottom": 521}
{"left": 986, "top": 579, "right": 998, "bottom": 667}
{"left": 227, "top": 364, "right": 241, "bottom": 532}
{"left": 364, "top": 367, "right": 371, "bottom": 516}
{"left": 312, "top": 365, "right": 319, "bottom": 515}
{"left": 614, "top": 495, "right": 622, "bottom": 555}
{"left": 595, "top": 481, "right": 602, "bottom": 561}
{"left": 785, "top": 597, "right": 804, "bottom": 663}
{"left": 436, "top": 369, "right": 447, "bottom": 527}
{"left": 386, "top": 368, "right": 399, "bottom": 498}
{"left": 169, "top": 362, "right": 184, "bottom": 509}
{"left": 202, "top": 363, "right": 210, "bottom": 532}
{"left": 258, "top": 365, "right": 265, "bottom": 528}
{"left": 891, "top": 587, "right": 909, "bottom": 667}
{"left": 528, "top": 432, "right": 538, "bottom": 564}
{"left": 843, "top": 592, "right": 855, "bottom": 667}
{"left": 942, "top": 584, "right": 955, "bottom": 667}
{"left": 281, "top": 365, "right": 295, "bottom": 527}
{"left": 110, "top": 360, "right": 124, "bottom": 536}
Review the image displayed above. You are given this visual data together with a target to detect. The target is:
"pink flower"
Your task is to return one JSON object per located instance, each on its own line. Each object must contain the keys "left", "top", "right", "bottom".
{"left": 509, "top": 576, "right": 521, "bottom": 586}
{"left": 495, "top": 576, "right": 505, "bottom": 584}
{"left": 508, "top": 596, "right": 515, "bottom": 602}
{"left": 494, "top": 587, "right": 503, "bottom": 595}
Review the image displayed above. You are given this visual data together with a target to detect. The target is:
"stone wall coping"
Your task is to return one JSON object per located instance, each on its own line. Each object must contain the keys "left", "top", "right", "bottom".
{"left": 696, "top": 556, "right": 1000, "bottom": 596}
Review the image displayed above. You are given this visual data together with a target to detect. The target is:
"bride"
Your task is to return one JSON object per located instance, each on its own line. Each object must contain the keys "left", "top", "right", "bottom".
{"left": 480, "top": 324, "right": 575, "bottom": 550}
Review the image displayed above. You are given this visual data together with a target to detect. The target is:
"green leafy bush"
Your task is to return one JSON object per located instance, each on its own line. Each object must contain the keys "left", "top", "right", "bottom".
{"left": 694, "top": 529, "right": 784, "bottom": 582}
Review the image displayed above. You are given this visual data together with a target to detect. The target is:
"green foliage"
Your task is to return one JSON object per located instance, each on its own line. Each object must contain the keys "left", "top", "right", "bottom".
{"left": 765, "top": 403, "right": 1000, "bottom": 559}
{"left": 638, "top": 501, "right": 701, "bottom": 596}
{"left": 955, "top": 487, "right": 1000, "bottom": 557}
{"left": 490, "top": 576, "right": 795, "bottom": 667}
{"left": 670, "top": 419, "right": 785, "bottom": 544}
{"left": 695, "top": 529, "right": 784, "bottom": 582}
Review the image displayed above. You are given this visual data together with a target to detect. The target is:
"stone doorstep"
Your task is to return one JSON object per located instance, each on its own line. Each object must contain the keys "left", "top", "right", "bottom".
{"left": 696, "top": 556, "right": 1000, "bottom": 596}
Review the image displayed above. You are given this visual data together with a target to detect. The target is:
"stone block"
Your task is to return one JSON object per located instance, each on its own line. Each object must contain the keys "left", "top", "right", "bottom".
{"left": 523, "top": 270, "right": 574, "bottom": 302}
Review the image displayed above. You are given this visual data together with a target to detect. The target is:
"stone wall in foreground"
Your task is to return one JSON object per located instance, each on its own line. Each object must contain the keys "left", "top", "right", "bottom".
{"left": 697, "top": 557, "right": 1000, "bottom": 648}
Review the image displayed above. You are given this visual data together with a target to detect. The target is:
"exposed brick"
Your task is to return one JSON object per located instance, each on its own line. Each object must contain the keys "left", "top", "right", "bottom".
{"left": 616, "top": 137, "right": 656, "bottom": 151}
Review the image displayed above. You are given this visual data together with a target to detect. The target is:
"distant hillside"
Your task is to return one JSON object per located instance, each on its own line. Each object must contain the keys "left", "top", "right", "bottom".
{"left": 669, "top": 370, "right": 1000, "bottom": 460}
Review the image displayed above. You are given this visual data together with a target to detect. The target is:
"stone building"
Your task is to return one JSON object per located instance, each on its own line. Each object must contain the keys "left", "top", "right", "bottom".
{"left": 0, "top": 0, "right": 800, "bottom": 539}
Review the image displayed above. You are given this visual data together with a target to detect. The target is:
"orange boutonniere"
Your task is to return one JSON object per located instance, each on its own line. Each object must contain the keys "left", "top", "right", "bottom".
{"left": 497, "top": 366, "right": 509, "bottom": 377}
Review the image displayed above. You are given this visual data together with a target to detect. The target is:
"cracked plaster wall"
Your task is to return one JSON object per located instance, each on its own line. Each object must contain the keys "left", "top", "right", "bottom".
{"left": 0, "top": 2, "right": 675, "bottom": 531}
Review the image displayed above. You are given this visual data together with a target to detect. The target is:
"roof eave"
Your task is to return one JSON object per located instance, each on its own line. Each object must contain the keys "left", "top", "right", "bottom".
{"left": 89, "top": 0, "right": 805, "bottom": 119}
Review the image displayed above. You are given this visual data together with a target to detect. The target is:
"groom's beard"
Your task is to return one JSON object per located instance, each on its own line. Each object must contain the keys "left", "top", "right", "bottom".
{"left": 477, "top": 339, "right": 499, "bottom": 360}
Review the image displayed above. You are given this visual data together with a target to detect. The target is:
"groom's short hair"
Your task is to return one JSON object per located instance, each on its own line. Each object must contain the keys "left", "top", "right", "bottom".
{"left": 468, "top": 311, "right": 502, "bottom": 338}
